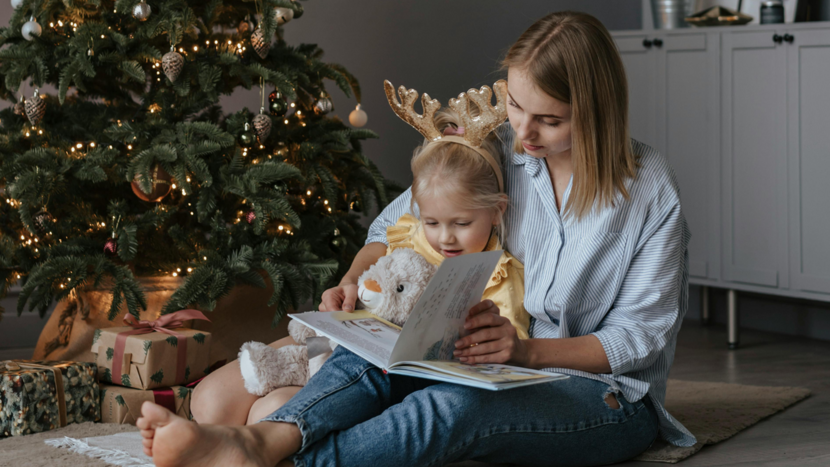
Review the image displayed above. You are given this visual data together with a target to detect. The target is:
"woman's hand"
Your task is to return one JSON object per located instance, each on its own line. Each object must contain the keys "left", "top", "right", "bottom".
{"left": 452, "top": 300, "right": 531, "bottom": 367}
{"left": 319, "top": 282, "right": 359, "bottom": 312}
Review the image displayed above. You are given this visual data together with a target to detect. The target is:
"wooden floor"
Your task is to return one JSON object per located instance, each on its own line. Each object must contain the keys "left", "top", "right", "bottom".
{"left": 3, "top": 323, "right": 829, "bottom": 466}
{"left": 619, "top": 322, "right": 830, "bottom": 467}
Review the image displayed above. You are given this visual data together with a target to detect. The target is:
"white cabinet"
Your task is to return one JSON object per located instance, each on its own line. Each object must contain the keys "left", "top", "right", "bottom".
{"left": 721, "top": 30, "right": 789, "bottom": 289}
{"left": 615, "top": 22, "right": 830, "bottom": 304}
{"left": 786, "top": 29, "right": 830, "bottom": 294}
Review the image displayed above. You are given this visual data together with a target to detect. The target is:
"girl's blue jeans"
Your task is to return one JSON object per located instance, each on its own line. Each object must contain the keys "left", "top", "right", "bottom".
{"left": 261, "top": 346, "right": 659, "bottom": 467}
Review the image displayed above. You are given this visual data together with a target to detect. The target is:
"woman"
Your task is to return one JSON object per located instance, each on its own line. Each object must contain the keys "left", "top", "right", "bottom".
{"left": 138, "top": 11, "right": 696, "bottom": 467}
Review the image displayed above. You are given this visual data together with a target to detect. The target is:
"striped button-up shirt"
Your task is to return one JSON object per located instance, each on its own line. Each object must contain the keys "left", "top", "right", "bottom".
{"left": 366, "top": 124, "right": 696, "bottom": 446}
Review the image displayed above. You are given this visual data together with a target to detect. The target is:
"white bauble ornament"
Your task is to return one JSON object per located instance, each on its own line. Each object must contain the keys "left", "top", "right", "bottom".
{"left": 11, "top": 0, "right": 24, "bottom": 9}
{"left": 349, "top": 104, "right": 368, "bottom": 127}
{"left": 274, "top": 6, "right": 294, "bottom": 25}
{"left": 21, "top": 18, "right": 41, "bottom": 41}
{"left": 133, "top": 1, "right": 152, "bottom": 21}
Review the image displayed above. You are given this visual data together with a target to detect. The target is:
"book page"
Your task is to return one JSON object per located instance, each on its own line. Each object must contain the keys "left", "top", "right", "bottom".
{"left": 289, "top": 310, "right": 402, "bottom": 368}
{"left": 389, "top": 250, "right": 503, "bottom": 364}
{"left": 391, "top": 361, "right": 558, "bottom": 384}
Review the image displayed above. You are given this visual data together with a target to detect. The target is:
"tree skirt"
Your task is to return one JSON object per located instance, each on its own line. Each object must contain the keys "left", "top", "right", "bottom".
{"left": 0, "top": 380, "right": 810, "bottom": 466}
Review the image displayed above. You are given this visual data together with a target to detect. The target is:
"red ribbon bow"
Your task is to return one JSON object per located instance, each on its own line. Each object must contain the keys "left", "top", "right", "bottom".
{"left": 112, "top": 309, "right": 210, "bottom": 386}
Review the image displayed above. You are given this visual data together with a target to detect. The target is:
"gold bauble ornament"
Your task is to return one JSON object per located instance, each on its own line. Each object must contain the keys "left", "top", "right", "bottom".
{"left": 131, "top": 165, "right": 173, "bottom": 202}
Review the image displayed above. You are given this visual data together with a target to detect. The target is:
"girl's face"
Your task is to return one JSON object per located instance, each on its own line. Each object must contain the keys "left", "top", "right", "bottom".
{"left": 417, "top": 191, "right": 500, "bottom": 258}
{"left": 506, "top": 67, "right": 573, "bottom": 159}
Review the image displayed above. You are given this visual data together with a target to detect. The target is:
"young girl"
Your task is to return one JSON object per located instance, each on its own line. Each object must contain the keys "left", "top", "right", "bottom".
{"left": 384, "top": 103, "right": 529, "bottom": 340}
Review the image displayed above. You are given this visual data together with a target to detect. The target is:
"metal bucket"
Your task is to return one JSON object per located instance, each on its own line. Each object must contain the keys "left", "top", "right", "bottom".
{"left": 652, "top": 0, "right": 692, "bottom": 29}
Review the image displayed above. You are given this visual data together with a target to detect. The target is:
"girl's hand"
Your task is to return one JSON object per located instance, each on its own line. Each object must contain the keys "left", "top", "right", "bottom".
{"left": 453, "top": 300, "right": 531, "bottom": 367}
{"left": 319, "top": 282, "right": 359, "bottom": 312}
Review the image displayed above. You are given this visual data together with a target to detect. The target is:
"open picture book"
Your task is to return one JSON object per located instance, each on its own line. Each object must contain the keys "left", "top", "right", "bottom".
{"left": 290, "top": 250, "right": 568, "bottom": 391}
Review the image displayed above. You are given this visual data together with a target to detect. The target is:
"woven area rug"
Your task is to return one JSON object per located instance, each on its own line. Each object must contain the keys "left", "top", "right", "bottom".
{"left": 634, "top": 380, "right": 811, "bottom": 463}
{"left": 0, "top": 379, "right": 810, "bottom": 466}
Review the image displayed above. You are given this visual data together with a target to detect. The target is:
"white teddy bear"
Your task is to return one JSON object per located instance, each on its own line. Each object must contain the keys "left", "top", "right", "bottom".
{"left": 239, "top": 247, "right": 437, "bottom": 396}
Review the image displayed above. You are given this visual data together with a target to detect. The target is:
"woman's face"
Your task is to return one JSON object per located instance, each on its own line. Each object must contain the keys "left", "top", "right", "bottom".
{"left": 506, "top": 67, "right": 573, "bottom": 159}
{"left": 417, "top": 191, "right": 499, "bottom": 258}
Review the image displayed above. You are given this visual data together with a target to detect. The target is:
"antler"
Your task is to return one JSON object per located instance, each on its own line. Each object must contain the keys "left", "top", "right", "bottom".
{"left": 447, "top": 79, "right": 508, "bottom": 147}
{"left": 384, "top": 80, "right": 442, "bottom": 142}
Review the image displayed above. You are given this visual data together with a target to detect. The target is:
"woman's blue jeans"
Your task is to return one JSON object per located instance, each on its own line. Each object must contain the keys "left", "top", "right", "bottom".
{"left": 261, "top": 346, "right": 658, "bottom": 467}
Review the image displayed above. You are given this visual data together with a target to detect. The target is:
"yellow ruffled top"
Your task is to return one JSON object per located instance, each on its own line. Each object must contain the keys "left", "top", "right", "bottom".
{"left": 386, "top": 214, "right": 530, "bottom": 340}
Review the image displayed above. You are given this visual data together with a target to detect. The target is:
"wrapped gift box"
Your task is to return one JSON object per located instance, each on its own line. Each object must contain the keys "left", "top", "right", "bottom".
{"left": 1, "top": 360, "right": 100, "bottom": 437}
{"left": 91, "top": 325, "right": 211, "bottom": 390}
{"left": 99, "top": 383, "right": 192, "bottom": 425}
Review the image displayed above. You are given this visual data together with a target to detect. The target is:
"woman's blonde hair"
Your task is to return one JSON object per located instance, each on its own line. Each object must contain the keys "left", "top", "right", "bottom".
{"left": 410, "top": 108, "right": 508, "bottom": 242}
{"left": 502, "top": 11, "right": 638, "bottom": 220}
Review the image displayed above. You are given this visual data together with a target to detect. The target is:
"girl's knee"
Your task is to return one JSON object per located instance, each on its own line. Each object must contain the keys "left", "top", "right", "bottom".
{"left": 247, "top": 386, "right": 302, "bottom": 424}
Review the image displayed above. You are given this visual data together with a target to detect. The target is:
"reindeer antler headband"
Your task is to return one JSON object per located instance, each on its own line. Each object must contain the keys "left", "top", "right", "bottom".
{"left": 384, "top": 79, "right": 508, "bottom": 192}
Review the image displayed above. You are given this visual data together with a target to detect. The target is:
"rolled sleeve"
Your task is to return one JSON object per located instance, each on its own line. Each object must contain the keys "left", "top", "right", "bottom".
{"left": 592, "top": 201, "right": 690, "bottom": 376}
{"left": 366, "top": 187, "right": 415, "bottom": 245}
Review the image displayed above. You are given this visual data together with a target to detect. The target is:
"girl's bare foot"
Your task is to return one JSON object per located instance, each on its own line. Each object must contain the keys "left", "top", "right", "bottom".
{"left": 138, "top": 401, "right": 301, "bottom": 467}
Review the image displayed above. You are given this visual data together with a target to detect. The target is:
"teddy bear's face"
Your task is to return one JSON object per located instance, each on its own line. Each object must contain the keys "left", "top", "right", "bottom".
{"left": 356, "top": 248, "right": 437, "bottom": 327}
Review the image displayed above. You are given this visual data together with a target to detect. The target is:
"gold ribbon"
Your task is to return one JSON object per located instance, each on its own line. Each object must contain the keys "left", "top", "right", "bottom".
{"left": 2, "top": 361, "right": 68, "bottom": 428}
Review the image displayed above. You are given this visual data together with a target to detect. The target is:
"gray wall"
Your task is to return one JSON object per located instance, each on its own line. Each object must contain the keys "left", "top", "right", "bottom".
{"left": 3, "top": 0, "right": 829, "bottom": 347}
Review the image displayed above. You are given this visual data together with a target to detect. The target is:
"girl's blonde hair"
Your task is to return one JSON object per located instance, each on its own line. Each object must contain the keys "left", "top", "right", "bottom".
{"left": 411, "top": 108, "right": 508, "bottom": 242}
{"left": 502, "top": 11, "right": 638, "bottom": 220}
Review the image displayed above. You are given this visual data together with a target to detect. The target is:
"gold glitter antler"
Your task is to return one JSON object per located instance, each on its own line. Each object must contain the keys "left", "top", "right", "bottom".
{"left": 384, "top": 80, "right": 443, "bottom": 142}
{"left": 447, "top": 79, "right": 508, "bottom": 147}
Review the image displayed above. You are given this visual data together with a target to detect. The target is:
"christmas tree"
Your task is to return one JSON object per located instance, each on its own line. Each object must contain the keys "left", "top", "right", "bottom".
{"left": 0, "top": 0, "right": 394, "bottom": 325}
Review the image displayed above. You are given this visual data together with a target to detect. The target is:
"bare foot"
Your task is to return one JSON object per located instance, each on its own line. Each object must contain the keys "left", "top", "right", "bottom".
{"left": 138, "top": 401, "right": 300, "bottom": 467}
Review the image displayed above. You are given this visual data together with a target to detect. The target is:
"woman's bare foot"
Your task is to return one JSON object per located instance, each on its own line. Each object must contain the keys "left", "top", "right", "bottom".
{"left": 138, "top": 401, "right": 301, "bottom": 467}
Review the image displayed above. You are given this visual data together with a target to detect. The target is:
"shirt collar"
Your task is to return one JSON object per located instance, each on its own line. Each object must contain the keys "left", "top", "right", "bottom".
{"left": 511, "top": 152, "right": 542, "bottom": 177}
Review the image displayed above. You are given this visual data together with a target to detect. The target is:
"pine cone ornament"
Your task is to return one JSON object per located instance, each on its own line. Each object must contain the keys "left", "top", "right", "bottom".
{"left": 162, "top": 48, "right": 184, "bottom": 83}
{"left": 32, "top": 209, "right": 54, "bottom": 237}
{"left": 251, "top": 28, "right": 271, "bottom": 59}
{"left": 253, "top": 112, "right": 272, "bottom": 141}
{"left": 246, "top": 211, "right": 256, "bottom": 224}
{"left": 25, "top": 90, "right": 45, "bottom": 125}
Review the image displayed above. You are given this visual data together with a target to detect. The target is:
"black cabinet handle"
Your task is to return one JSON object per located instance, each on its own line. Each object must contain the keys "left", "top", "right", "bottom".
{"left": 783, "top": 34, "right": 794, "bottom": 43}
{"left": 643, "top": 38, "right": 653, "bottom": 48}
{"left": 653, "top": 38, "right": 663, "bottom": 47}
{"left": 773, "top": 34, "right": 783, "bottom": 43}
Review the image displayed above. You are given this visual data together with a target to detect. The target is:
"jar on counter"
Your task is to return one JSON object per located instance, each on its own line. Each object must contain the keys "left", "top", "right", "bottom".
{"left": 760, "top": 0, "right": 785, "bottom": 24}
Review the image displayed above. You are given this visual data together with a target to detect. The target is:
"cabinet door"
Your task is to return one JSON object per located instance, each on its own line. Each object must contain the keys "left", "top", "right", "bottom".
{"left": 616, "top": 35, "right": 658, "bottom": 149}
{"left": 787, "top": 29, "right": 830, "bottom": 294}
{"left": 721, "top": 31, "right": 788, "bottom": 288}
{"left": 655, "top": 33, "right": 719, "bottom": 280}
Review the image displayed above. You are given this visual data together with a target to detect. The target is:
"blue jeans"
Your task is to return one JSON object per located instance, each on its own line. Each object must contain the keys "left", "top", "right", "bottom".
{"left": 261, "top": 346, "right": 658, "bottom": 467}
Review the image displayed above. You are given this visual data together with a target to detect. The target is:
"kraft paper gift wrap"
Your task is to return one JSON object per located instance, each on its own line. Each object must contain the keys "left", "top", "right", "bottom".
{"left": 91, "top": 326, "right": 211, "bottom": 390}
{"left": 0, "top": 360, "right": 100, "bottom": 437}
{"left": 99, "top": 383, "right": 192, "bottom": 425}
